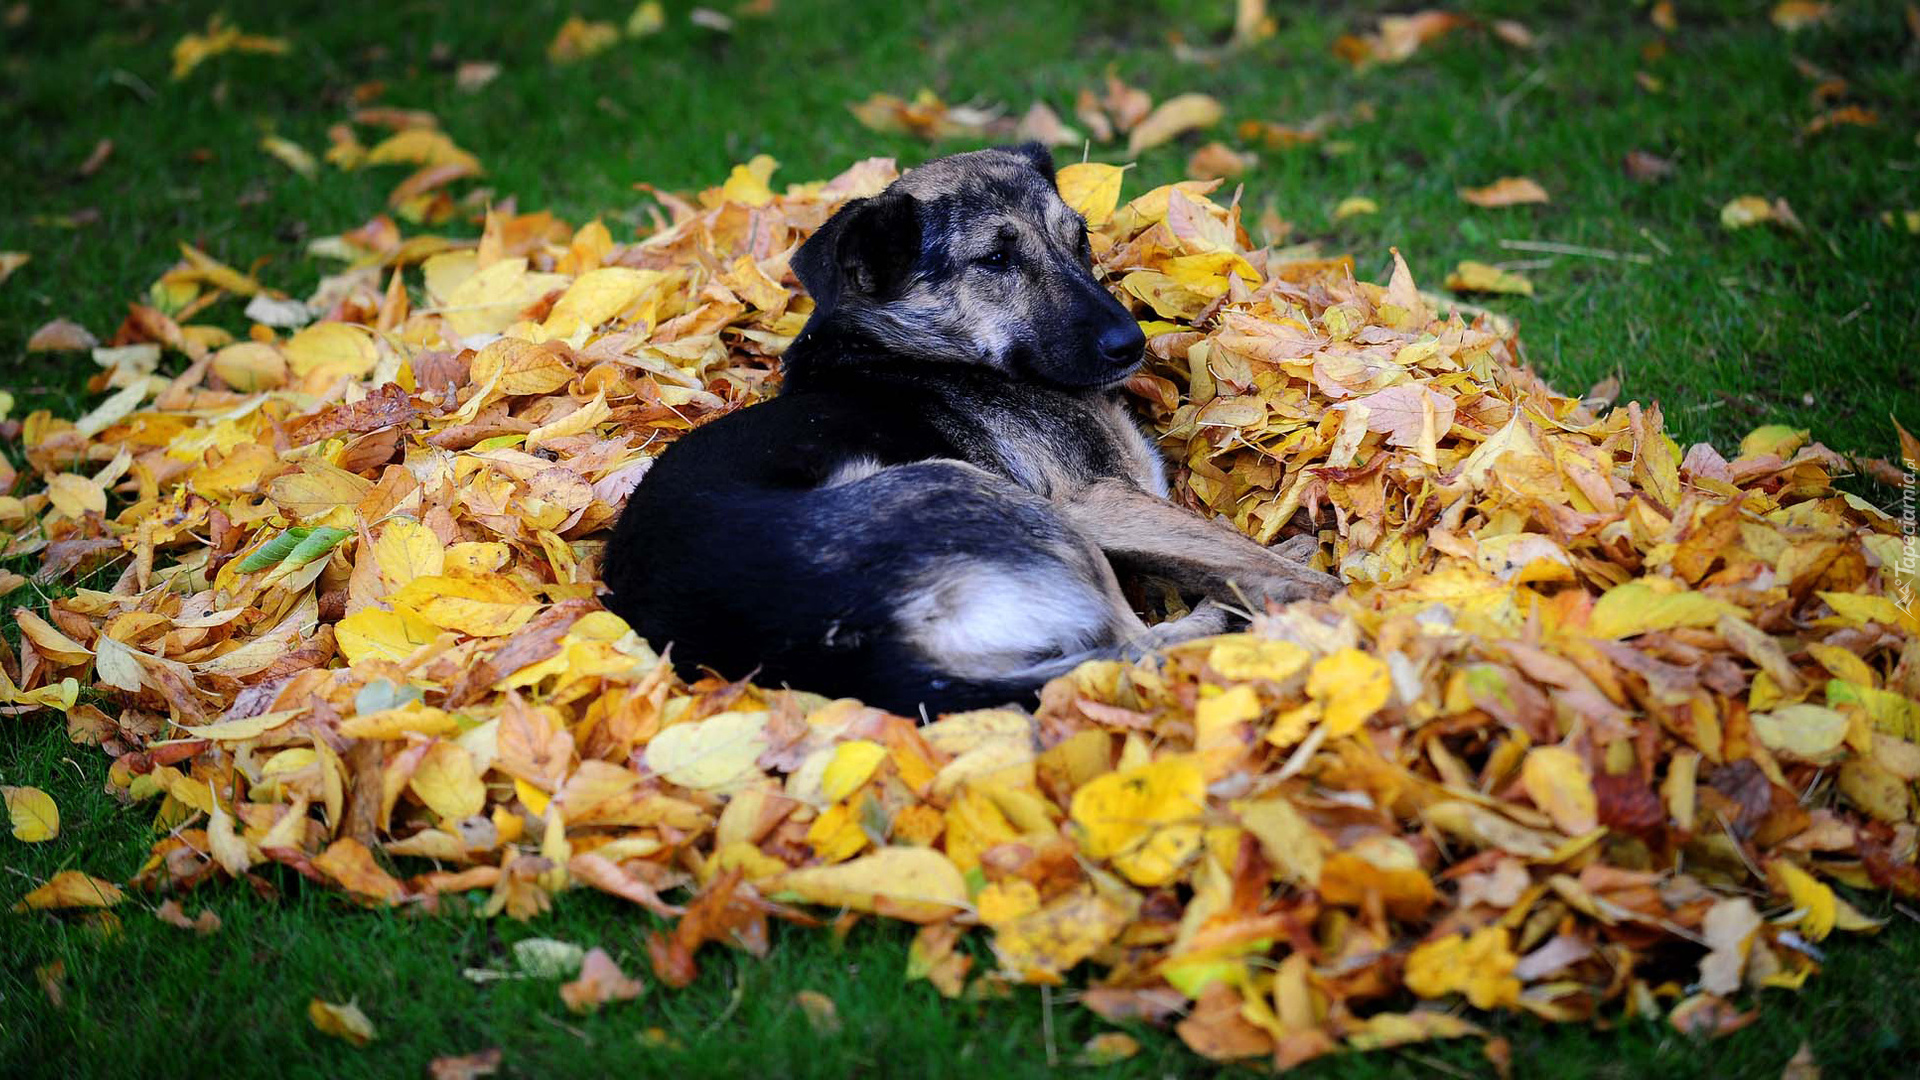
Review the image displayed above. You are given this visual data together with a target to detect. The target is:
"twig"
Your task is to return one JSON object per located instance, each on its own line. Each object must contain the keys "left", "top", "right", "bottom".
{"left": 1895, "top": 902, "right": 1920, "bottom": 925}
{"left": 107, "top": 69, "right": 157, "bottom": 103}
{"left": 700, "top": 970, "right": 747, "bottom": 1037}
{"left": 1494, "top": 66, "right": 1548, "bottom": 125}
{"left": 1041, "top": 985, "right": 1058, "bottom": 1067}
{"left": 1394, "top": 1048, "right": 1480, "bottom": 1080}
{"left": 1497, "top": 239, "right": 1654, "bottom": 265}
{"left": 1638, "top": 227, "right": 1673, "bottom": 256}
{"left": 1837, "top": 301, "right": 1870, "bottom": 326}
{"left": 538, "top": 1011, "right": 591, "bottom": 1043}
{"left": 1716, "top": 812, "right": 1765, "bottom": 883}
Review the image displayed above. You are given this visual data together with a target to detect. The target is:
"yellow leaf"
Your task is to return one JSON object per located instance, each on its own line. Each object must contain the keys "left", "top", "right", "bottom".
{"left": 410, "top": 741, "right": 487, "bottom": 821}
{"left": 339, "top": 702, "right": 458, "bottom": 740}
{"left": 1127, "top": 93, "right": 1224, "bottom": 156}
{"left": 13, "top": 610, "right": 91, "bottom": 666}
{"left": 642, "top": 710, "right": 770, "bottom": 793}
{"left": 178, "top": 242, "right": 263, "bottom": 295}
{"left": 976, "top": 879, "right": 1041, "bottom": 926}
{"left": 1333, "top": 195, "right": 1378, "bottom": 220}
{"left": 1720, "top": 195, "right": 1777, "bottom": 229}
{"left": 73, "top": 379, "right": 150, "bottom": 439}
{"left": 1306, "top": 649, "right": 1392, "bottom": 735}
{"left": 206, "top": 789, "right": 252, "bottom": 875}
{"left": 282, "top": 322, "right": 377, "bottom": 380}
{"left": 308, "top": 998, "right": 377, "bottom": 1046}
{"left": 177, "top": 709, "right": 305, "bottom": 741}
{"left": 260, "top": 136, "right": 319, "bottom": 179}
{"left": 1079, "top": 1032, "right": 1140, "bottom": 1066}
{"left": 1055, "top": 162, "right": 1127, "bottom": 227}
{"left": 1195, "top": 683, "right": 1262, "bottom": 729}
{"left": 3, "top": 786, "right": 60, "bottom": 842}
{"left": 627, "top": 1, "right": 666, "bottom": 36}
{"left": 1771, "top": 861, "right": 1837, "bottom": 941}
{"left": 720, "top": 154, "right": 779, "bottom": 207}
{"left": 267, "top": 460, "right": 373, "bottom": 525}
{"left": 1738, "top": 424, "right": 1809, "bottom": 459}
{"left": 773, "top": 846, "right": 968, "bottom": 923}
{"left": 1818, "top": 591, "right": 1920, "bottom": 634}
{"left": 1445, "top": 260, "right": 1534, "bottom": 296}
{"left": 821, "top": 740, "right": 888, "bottom": 802}
{"left": 1750, "top": 704, "right": 1851, "bottom": 762}
{"left": 806, "top": 801, "right": 871, "bottom": 863}
{"left": 1588, "top": 580, "right": 1744, "bottom": 638}
{"left": 1827, "top": 681, "right": 1920, "bottom": 740}
{"left": 392, "top": 570, "right": 541, "bottom": 637}
{"left": 1404, "top": 926, "right": 1520, "bottom": 1008}
{"left": 1068, "top": 755, "right": 1205, "bottom": 886}
{"left": 335, "top": 606, "right": 441, "bottom": 665}
{"left": 1838, "top": 758, "right": 1912, "bottom": 822}
{"left": 1233, "top": 796, "right": 1326, "bottom": 886}
{"left": 540, "top": 267, "right": 660, "bottom": 338}
{"left": 1806, "top": 642, "right": 1876, "bottom": 687}
{"left": 989, "top": 884, "right": 1134, "bottom": 983}
{"left": 943, "top": 785, "right": 1019, "bottom": 872}
{"left": 525, "top": 392, "right": 612, "bottom": 452}
{"left": 1204, "top": 635, "right": 1311, "bottom": 682}
{"left": 1519, "top": 747, "right": 1598, "bottom": 835}
{"left": 171, "top": 17, "right": 289, "bottom": 79}
{"left": 549, "top": 16, "right": 622, "bottom": 63}
{"left": 0, "top": 673, "right": 79, "bottom": 714}
{"left": 1458, "top": 177, "right": 1549, "bottom": 207}
{"left": 1120, "top": 269, "right": 1218, "bottom": 320}
{"left": 365, "top": 128, "right": 479, "bottom": 171}
{"left": 45, "top": 473, "right": 107, "bottom": 519}
{"left": 14, "top": 870, "right": 122, "bottom": 910}
{"left": 211, "top": 341, "right": 288, "bottom": 391}
{"left": 372, "top": 520, "right": 446, "bottom": 593}
{"left": 442, "top": 259, "right": 568, "bottom": 337}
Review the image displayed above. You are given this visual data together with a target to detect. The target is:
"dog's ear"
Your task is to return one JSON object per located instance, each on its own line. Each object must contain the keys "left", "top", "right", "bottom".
{"left": 1005, "top": 141, "right": 1056, "bottom": 183}
{"left": 792, "top": 191, "right": 920, "bottom": 316}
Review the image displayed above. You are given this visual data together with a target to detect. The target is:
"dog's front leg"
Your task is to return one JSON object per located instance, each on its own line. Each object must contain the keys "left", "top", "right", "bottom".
{"left": 1057, "top": 479, "right": 1338, "bottom": 608}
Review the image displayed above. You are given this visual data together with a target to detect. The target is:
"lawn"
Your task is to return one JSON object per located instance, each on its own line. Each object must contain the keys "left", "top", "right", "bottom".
{"left": 3, "top": 1, "right": 1918, "bottom": 1077}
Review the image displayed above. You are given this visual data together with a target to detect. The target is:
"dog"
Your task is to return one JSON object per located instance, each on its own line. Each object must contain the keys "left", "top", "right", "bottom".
{"left": 602, "top": 143, "right": 1335, "bottom": 717}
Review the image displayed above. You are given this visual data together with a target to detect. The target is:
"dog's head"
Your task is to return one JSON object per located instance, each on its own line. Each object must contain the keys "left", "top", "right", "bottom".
{"left": 790, "top": 143, "right": 1145, "bottom": 391}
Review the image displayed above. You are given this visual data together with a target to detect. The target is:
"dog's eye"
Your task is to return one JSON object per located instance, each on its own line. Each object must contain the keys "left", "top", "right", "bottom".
{"left": 977, "top": 249, "right": 1010, "bottom": 269}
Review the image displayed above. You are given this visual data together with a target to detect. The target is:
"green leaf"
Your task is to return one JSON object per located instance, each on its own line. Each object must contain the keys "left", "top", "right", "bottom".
{"left": 238, "top": 527, "right": 313, "bottom": 572}
{"left": 237, "top": 526, "right": 350, "bottom": 573}
{"left": 286, "top": 526, "right": 352, "bottom": 568}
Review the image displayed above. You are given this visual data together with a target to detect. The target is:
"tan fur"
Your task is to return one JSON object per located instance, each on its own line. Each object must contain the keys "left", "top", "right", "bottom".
{"left": 1056, "top": 479, "right": 1331, "bottom": 608}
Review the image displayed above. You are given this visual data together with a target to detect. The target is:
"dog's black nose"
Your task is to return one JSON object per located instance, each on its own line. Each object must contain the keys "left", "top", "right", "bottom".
{"left": 1097, "top": 321, "right": 1145, "bottom": 366}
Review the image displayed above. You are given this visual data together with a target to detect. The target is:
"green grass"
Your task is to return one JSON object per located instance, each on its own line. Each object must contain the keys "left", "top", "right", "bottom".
{"left": 3, "top": 1, "right": 1919, "bottom": 1076}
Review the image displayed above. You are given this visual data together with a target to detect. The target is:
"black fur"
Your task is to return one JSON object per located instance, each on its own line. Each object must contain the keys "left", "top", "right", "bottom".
{"left": 789, "top": 190, "right": 921, "bottom": 317}
{"left": 602, "top": 145, "right": 1161, "bottom": 715}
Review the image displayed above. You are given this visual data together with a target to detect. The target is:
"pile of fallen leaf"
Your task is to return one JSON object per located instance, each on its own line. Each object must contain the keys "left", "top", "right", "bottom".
{"left": 4, "top": 142, "right": 1919, "bottom": 1070}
